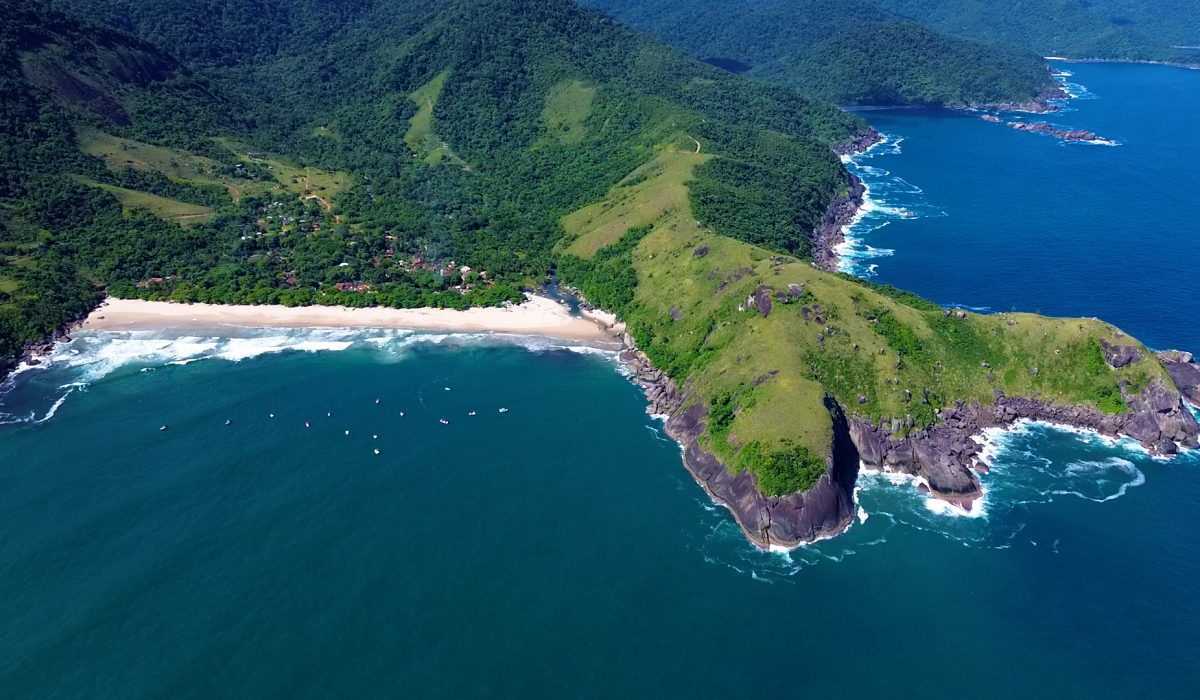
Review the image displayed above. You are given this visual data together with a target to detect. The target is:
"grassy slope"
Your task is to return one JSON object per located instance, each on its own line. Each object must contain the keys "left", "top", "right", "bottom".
{"left": 80, "top": 129, "right": 348, "bottom": 206}
{"left": 541, "top": 79, "right": 597, "bottom": 145}
{"left": 406, "top": 71, "right": 469, "bottom": 168}
{"left": 562, "top": 143, "right": 1166, "bottom": 492}
{"left": 74, "top": 177, "right": 214, "bottom": 226}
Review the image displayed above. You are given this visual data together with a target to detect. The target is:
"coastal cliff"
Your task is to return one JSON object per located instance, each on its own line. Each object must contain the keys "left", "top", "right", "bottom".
{"left": 619, "top": 326, "right": 1200, "bottom": 548}
{"left": 620, "top": 338, "right": 858, "bottom": 548}
{"left": 814, "top": 129, "right": 881, "bottom": 271}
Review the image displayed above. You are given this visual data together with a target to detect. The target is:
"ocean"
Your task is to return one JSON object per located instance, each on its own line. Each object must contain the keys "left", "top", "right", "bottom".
{"left": 2, "top": 63, "right": 1199, "bottom": 697}
{"left": 838, "top": 61, "right": 1200, "bottom": 352}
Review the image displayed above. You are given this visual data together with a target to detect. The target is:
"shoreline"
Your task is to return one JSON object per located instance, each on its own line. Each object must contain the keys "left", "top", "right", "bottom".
{"left": 814, "top": 129, "right": 883, "bottom": 272}
{"left": 75, "top": 295, "right": 623, "bottom": 345}
{"left": 1046, "top": 56, "right": 1200, "bottom": 71}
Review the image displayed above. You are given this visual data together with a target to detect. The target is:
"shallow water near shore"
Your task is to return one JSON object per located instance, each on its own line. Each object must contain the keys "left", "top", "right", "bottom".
{"left": 840, "top": 62, "right": 1200, "bottom": 352}
{"left": 2, "top": 331, "right": 1199, "bottom": 697}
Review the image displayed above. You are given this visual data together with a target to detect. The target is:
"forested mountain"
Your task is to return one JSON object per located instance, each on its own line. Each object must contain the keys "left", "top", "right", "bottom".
{"left": 877, "top": 0, "right": 1200, "bottom": 63}
{"left": 585, "top": 0, "right": 1059, "bottom": 107}
{"left": 4, "top": 0, "right": 866, "bottom": 364}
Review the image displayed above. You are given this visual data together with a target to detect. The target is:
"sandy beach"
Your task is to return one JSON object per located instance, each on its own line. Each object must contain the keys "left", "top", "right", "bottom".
{"left": 80, "top": 294, "right": 624, "bottom": 344}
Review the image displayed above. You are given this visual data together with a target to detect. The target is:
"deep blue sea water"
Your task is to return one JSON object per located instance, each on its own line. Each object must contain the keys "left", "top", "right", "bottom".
{"left": 841, "top": 62, "right": 1200, "bottom": 352}
{"left": 2, "top": 63, "right": 1199, "bottom": 698}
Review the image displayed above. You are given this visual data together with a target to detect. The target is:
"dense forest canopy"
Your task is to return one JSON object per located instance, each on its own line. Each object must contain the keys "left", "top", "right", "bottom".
{"left": 585, "top": 0, "right": 1060, "bottom": 107}
{"left": 3, "top": 0, "right": 868, "bottom": 365}
{"left": 876, "top": 0, "right": 1200, "bottom": 63}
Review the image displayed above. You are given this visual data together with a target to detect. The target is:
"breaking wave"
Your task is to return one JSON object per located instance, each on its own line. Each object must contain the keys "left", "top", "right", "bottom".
{"left": 836, "top": 133, "right": 945, "bottom": 277}
{"left": 0, "top": 327, "right": 618, "bottom": 426}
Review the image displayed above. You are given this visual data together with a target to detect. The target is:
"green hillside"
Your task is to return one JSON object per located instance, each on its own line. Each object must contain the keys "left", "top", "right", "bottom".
{"left": 586, "top": 0, "right": 1059, "bottom": 107}
{"left": 877, "top": 0, "right": 1200, "bottom": 64}
{"left": 556, "top": 143, "right": 1164, "bottom": 492}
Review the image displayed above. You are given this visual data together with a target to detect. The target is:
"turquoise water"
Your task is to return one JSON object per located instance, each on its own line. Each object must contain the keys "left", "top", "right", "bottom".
{"left": 2, "top": 332, "right": 1198, "bottom": 697}
{"left": 3, "top": 62, "right": 1200, "bottom": 697}
{"left": 841, "top": 62, "right": 1200, "bottom": 352}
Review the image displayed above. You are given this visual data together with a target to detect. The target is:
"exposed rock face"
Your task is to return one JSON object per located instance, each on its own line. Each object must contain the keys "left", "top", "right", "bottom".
{"left": 753, "top": 284, "right": 773, "bottom": 317}
{"left": 1007, "top": 120, "right": 1103, "bottom": 143}
{"left": 619, "top": 334, "right": 680, "bottom": 417}
{"left": 664, "top": 400, "right": 859, "bottom": 549}
{"left": 848, "top": 382, "right": 1200, "bottom": 504}
{"left": 1100, "top": 339, "right": 1141, "bottom": 368}
{"left": 618, "top": 333, "right": 857, "bottom": 548}
{"left": 832, "top": 129, "right": 884, "bottom": 157}
{"left": 1159, "top": 351, "right": 1200, "bottom": 406}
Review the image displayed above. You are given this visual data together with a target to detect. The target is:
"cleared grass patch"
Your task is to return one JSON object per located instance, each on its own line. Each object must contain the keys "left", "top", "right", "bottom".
{"left": 562, "top": 146, "right": 708, "bottom": 258}
{"left": 406, "top": 71, "right": 468, "bottom": 168}
{"left": 542, "top": 79, "right": 596, "bottom": 144}
{"left": 82, "top": 130, "right": 349, "bottom": 208}
{"left": 75, "top": 177, "right": 214, "bottom": 226}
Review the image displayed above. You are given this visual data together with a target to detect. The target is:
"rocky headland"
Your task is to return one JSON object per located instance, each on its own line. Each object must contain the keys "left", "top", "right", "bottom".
{"left": 618, "top": 329, "right": 1200, "bottom": 548}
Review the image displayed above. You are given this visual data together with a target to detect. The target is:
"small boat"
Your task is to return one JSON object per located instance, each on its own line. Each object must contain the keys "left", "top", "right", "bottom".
{"left": 374, "top": 448, "right": 380, "bottom": 455}
{"left": 327, "top": 412, "right": 331, "bottom": 417}
{"left": 375, "top": 398, "right": 380, "bottom": 404}
{"left": 305, "top": 421, "right": 310, "bottom": 428}
{"left": 372, "top": 434, "right": 378, "bottom": 439}
{"left": 444, "top": 387, "right": 451, "bottom": 391}
{"left": 498, "top": 408, "right": 509, "bottom": 413}
{"left": 269, "top": 413, "right": 275, "bottom": 418}
{"left": 468, "top": 411, "right": 476, "bottom": 416}
{"left": 159, "top": 424, "right": 169, "bottom": 431}
{"left": 225, "top": 419, "right": 232, "bottom": 426}
{"left": 439, "top": 419, "right": 449, "bottom": 425}
{"left": 344, "top": 430, "right": 350, "bottom": 436}
{"left": 399, "top": 411, "right": 405, "bottom": 417}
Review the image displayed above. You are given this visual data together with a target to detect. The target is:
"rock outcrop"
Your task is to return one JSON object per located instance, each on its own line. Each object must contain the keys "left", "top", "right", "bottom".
{"left": 1159, "top": 350, "right": 1200, "bottom": 406}
{"left": 847, "top": 382, "right": 1199, "bottom": 506}
{"left": 664, "top": 399, "right": 859, "bottom": 549}
{"left": 618, "top": 333, "right": 857, "bottom": 548}
{"left": 813, "top": 175, "right": 867, "bottom": 272}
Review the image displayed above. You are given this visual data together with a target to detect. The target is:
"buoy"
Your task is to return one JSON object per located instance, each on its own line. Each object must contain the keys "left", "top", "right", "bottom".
{"left": 327, "top": 412, "right": 331, "bottom": 417}
{"left": 372, "top": 434, "right": 378, "bottom": 439}
{"left": 269, "top": 413, "right": 275, "bottom": 418}
{"left": 375, "top": 398, "right": 380, "bottom": 404}
{"left": 305, "top": 421, "right": 310, "bottom": 428}
{"left": 344, "top": 430, "right": 350, "bottom": 436}
{"left": 400, "top": 411, "right": 405, "bottom": 417}
{"left": 374, "top": 448, "right": 380, "bottom": 455}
